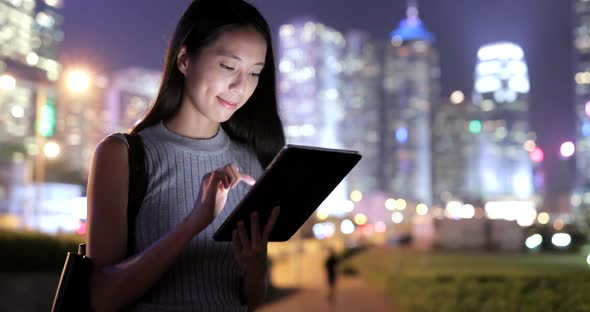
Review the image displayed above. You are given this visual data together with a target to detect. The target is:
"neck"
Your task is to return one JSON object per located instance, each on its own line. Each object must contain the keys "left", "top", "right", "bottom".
{"left": 164, "top": 103, "right": 220, "bottom": 139}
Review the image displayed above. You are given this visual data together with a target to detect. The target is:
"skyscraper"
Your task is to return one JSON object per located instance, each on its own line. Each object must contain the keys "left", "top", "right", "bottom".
{"left": 339, "top": 30, "right": 382, "bottom": 194}
{"left": 471, "top": 42, "right": 533, "bottom": 200}
{"left": 0, "top": 0, "right": 63, "bottom": 145}
{"left": 573, "top": 0, "right": 590, "bottom": 210}
{"left": 432, "top": 93, "right": 479, "bottom": 205}
{"left": 277, "top": 18, "right": 345, "bottom": 149}
{"left": 105, "top": 67, "right": 161, "bottom": 134}
{"left": 382, "top": 1, "right": 439, "bottom": 205}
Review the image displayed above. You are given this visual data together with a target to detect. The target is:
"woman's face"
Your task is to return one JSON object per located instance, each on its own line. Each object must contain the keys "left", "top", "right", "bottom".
{"left": 179, "top": 26, "right": 267, "bottom": 123}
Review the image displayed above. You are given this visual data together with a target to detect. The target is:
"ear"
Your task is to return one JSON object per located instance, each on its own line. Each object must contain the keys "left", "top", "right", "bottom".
{"left": 177, "top": 46, "right": 190, "bottom": 76}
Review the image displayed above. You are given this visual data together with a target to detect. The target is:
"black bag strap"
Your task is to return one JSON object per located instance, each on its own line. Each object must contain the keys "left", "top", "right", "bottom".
{"left": 123, "top": 132, "right": 148, "bottom": 257}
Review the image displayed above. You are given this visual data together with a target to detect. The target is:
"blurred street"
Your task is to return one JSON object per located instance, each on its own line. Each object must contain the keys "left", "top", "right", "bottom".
{"left": 261, "top": 239, "right": 396, "bottom": 311}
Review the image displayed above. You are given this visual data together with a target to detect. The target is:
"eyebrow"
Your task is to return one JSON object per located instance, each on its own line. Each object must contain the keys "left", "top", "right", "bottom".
{"left": 216, "top": 50, "right": 265, "bottom": 66}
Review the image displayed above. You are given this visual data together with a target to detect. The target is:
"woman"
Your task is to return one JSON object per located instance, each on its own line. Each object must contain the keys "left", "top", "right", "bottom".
{"left": 86, "top": 0, "right": 285, "bottom": 310}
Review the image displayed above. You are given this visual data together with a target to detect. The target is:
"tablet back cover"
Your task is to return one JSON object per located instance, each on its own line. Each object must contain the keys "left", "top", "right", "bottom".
{"left": 213, "top": 145, "right": 361, "bottom": 242}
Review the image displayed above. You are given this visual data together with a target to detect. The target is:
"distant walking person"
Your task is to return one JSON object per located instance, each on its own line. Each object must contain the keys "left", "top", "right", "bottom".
{"left": 325, "top": 248, "right": 339, "bottom": 303}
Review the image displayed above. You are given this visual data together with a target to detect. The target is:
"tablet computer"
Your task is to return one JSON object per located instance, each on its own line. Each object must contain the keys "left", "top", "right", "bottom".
{"left": 213, "top": 144, "right": 362, "bottom": 242}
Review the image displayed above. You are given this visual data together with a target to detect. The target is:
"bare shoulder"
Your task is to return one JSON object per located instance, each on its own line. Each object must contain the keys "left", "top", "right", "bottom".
{"left": 87, "top": 136, "right": 130, "bottom": 265}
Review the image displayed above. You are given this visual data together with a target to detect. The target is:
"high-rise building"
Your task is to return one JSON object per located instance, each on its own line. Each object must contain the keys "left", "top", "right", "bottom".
{"left": 339, "top": 30, "right": 382, "bottom": 194}
{"left": 56, "top": 67, "right": 160, "bottom": 177}
{"left": 277, "top": 18, "right": 345, "bottom": 149}
{"left": 432, "top": 93, "right": 479, "bottom": 205}
{"left": 471, "top": 42, "right": 533, "bottom": 200}
{"left": 56, "top": 70, "right": 108, "bottom": 176}
{"left": 0, "top": 0, "right": 64, "bottom": 215}
{"left": 105, "top": 67, "right": 161, "bottom": 134}
{"left": 382, "top": 2, "right": 439, "bottom": 205}
{"left": 0, "top": 0, "right": 63, "bottom": 145}
{"left": 573, "top": 0, "right": 590, "bottom": 210}
{"left": 277, "top": 18, "right": 351, "bottom": 215}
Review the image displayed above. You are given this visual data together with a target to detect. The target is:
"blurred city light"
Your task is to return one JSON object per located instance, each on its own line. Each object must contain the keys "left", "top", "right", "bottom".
{"left": 0, "top": 74, "right": 16, "bottom": 90}
{"left": 523, "top": 140, "right": 536, "bottom": 152}
{"left": 66, "top": 68, "right": 91, "bottom": 94}
{"left": 445, "top": 201, "right": 476, "bottom": 219}
{"left": 385, "top": 198, "right": 397, "bottom": 210}
{"left": 354, "top": 213, "right": 367, "bottom": 225}
{"left": 340, "top": 219, "right": 355, "bottom": 235}
{"left": 391, "top": 212, "right": 404, "bottom": 224}
{"left": 477, "top": 42, "right": 524, "bottom": 61}
{"left": 396, "top": 127, "right": 408, "bottom": 143}
{"left": 516, "top": 209, "right": 537, "bottom": 227}
{"left": 374, "top": 221, "right": 386, "bottom": 233}
{"left": 529, "top": 147, "right": 544, "bottom": 163}
{"left": 537, "top": 212, "right": 550, "bottom": 224}
{"left": 587, "top": 254, "right": 590, "bottom": 266}
{"left": 484, "top": 201, "right": 536, "bottom": 222}
{"left": 350, "top": 190, "right": 363, "bottom": 202}
{"left": 343, "top": 200, "right": 355, "bottom": 212}
{"left": 450, "top": 90, "right": 464, "bottom": 104}
{"left": 553, "top": 218, "right": 565, "bottom": 231}
{"left": 312, "top": 222, "right": 335, "bottom": 240}
{"left": 586, "top": 101, "right": 590, "bottom": 117}
{"left": 469, "top": 120, "right": 482, "bottom": 134}
{"left": 525, "top": 234, "right": 543, "bottom": 249}
{"left": 43, "top": 141, "right": 61, "bottom": 159}
{"left": 551, "top": 233, "right": 571, "bottom": 248}
{"left": 416, "top": 203, "right": 429, "bottom": 216}
{"left": 395, "top": 198, "right": 407, "bottom": 210}
{"left": 560, "top": 141, "right": 575, "bottom": 158}
{"left": 316, "top": 210, "right": 328, "bottom": 221}
{"left": 474, "top": 207, "right": 485, "bottom": 219}
{"left": 10, "top": 105, "right": 24, "bottom": 118}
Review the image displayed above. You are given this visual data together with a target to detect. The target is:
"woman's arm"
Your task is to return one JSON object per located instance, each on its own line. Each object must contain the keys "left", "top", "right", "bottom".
{"left": 86, "top": 137, "right": 209, "bottom": 312}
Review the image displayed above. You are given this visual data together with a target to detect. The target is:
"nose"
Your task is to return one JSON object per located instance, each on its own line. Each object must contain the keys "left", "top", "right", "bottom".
{"left": 229, "top": 72, "right": 245, "bottom": 95}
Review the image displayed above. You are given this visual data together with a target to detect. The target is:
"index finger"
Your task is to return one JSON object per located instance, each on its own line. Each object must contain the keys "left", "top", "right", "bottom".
{"left": 239, "top": 173, "right": 256, "bottom": 186}
{"left": 262, "top": 206, "right": 280, "bottom": 242}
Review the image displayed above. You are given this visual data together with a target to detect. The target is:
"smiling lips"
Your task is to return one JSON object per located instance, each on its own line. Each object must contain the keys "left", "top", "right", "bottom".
{"left": 217, "top": 96, "right": 238, "bottom": 109}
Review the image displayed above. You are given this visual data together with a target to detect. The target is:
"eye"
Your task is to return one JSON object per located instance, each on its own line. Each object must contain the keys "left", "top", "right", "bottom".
{"left": 250, "top": 72, "right": 261, "bottom": 78}
{"left": 220, "top": 63, "right": 235, "bottom": 71}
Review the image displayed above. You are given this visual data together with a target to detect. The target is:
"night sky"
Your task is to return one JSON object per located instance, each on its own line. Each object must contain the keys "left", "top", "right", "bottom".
{"left": 61, "top": 0, "right": 576, "bottom": 194}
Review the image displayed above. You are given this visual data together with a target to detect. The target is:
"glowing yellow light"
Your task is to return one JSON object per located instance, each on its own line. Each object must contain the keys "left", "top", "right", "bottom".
{"left": 553, "top": 218, "right": 564, "bottom": 231}
{"left": 350, "top": 190, "right": 363, "bottom": 202}
{"left": 537, "top": 212, "right": 550, "bottom": 225}
{"left": 43, "top": 141, "right": 61, "bottom": 159}
{"left": 316, "top": 210, "right": 329, "bottom": 221}
{"left": 66, "top": 69, "right": 91, "bottom": 94}
{"left": 523, "top": 140, "right": 536, "bottom": 152}
{"left": 416, "top": 203, "right": 429, "bottom": 216}
{"left": 396, "top": 199, "right": 407, "bottom": 210}
{"left": 587, "top": 254, "right": 590, "bottom": 266}
{"left": 474, "top": 207, "right": 485, "bottom": 219}
{"left": 385, "top": 198, "right": 396, "bottom": 210}
{"left": 0, "top": 74, "right": 16, "bottom": 90}
{"left": 353, "top": 213, "right": 367, "bottom": 225}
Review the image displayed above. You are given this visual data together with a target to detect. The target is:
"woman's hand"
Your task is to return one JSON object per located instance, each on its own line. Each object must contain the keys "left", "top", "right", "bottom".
{"left": 232, "top": 207, "right": 280, "bottom": 276}
{"left": 188, "top": 164, "right": 255, "bottom": 230}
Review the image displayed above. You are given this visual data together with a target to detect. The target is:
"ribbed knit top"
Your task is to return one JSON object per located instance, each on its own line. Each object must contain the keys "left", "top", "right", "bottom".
{"left": 110, "top": 122, "right": 263, "bottom": 311}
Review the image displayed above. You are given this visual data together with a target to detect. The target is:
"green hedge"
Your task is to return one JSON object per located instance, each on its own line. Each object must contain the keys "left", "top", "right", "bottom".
{"left": 387, "top": 273, "right": 590, "bottom": 312}
{"left": 0, "top": 230, "right": 82, "bottom": 273}
{"left": 345, "top": 248, "right": 590, "bottom": 312}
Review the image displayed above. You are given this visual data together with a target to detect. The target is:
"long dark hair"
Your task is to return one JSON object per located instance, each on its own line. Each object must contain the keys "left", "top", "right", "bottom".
{"left": 132, "top": 0, "right": 285, "bottom": 168}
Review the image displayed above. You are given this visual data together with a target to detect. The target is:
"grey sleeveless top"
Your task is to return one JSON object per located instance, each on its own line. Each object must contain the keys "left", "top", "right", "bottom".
{"left": 110, "top": 122, "right": 264, "bottom": 311}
